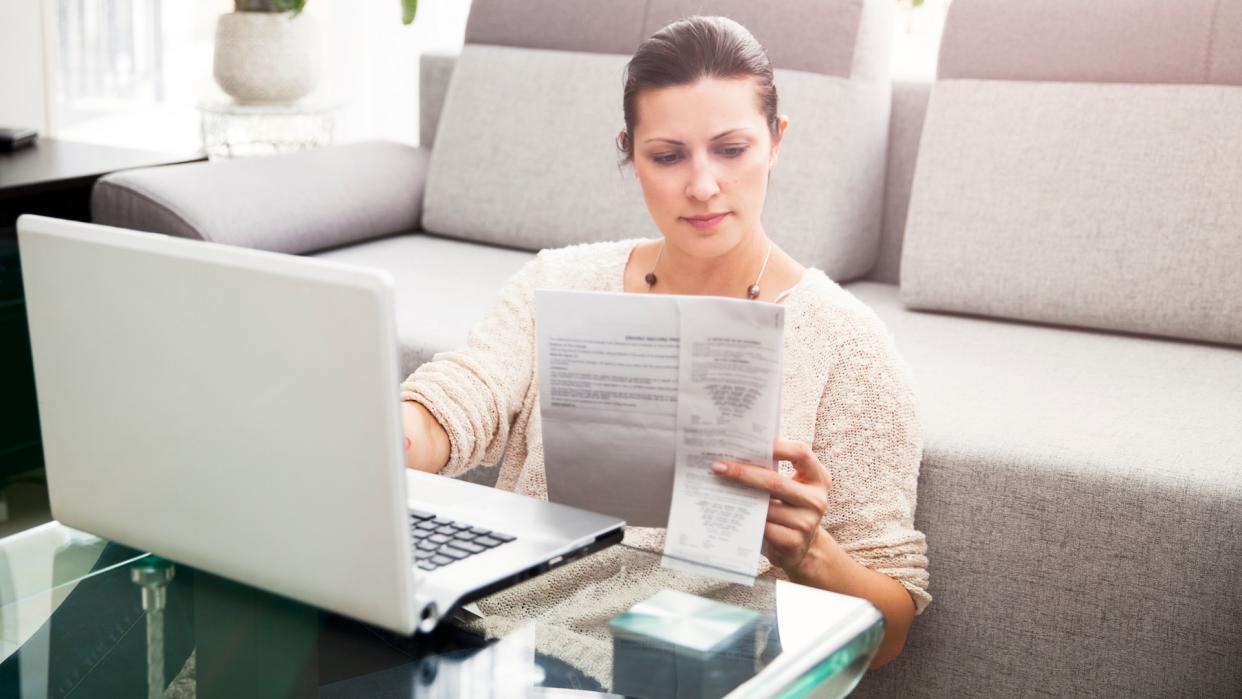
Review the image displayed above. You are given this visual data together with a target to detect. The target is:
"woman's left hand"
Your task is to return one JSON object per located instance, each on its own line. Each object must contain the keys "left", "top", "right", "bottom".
{"left": 711, "top": 438, "right": 831, "bottom": 574}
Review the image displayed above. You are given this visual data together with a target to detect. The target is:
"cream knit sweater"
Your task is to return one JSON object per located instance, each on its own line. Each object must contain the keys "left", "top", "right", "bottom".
{"left": 401, "top": 239, "right": 929, "bottom": 667}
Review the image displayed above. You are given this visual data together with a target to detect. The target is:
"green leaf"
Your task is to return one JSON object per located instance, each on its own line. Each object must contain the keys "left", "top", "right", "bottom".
{"left": 401, "top": 0, "right": 419, "bottom": 25}
{"left": 267, "top": 0, "right": 305, "bottom": 16}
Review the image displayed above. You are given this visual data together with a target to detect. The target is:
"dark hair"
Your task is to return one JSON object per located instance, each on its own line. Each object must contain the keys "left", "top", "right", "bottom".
{"left": 618, "top": 16, "right": 780, "bottom": 165}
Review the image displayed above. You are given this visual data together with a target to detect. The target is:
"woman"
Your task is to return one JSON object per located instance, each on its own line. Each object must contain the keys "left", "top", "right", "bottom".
{"left": 400, "top": 16, "right": 928, "bottom": 671}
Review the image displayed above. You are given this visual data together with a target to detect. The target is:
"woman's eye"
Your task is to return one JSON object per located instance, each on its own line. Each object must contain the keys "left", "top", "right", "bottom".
{"left": 649, "top": 145, "right": 746, "bottom": 164}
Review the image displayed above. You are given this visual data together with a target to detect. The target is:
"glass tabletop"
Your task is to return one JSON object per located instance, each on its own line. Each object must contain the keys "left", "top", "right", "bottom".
{"left": 0, "top": 522, "right": 883, "bottom": 698}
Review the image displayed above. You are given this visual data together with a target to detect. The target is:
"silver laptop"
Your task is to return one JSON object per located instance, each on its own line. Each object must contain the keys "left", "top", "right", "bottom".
{"left": 17, "top": 214, "right": 624, "bottom": 634}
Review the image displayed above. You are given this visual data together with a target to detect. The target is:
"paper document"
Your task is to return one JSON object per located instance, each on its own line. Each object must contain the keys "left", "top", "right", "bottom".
{"left": 537, "top": 289, "right": 784, "bottom": 579}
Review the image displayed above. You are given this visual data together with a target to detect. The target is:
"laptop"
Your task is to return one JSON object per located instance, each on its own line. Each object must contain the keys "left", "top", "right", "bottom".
{"left": 17, "top": 215, "right": 625, "bottom": 634}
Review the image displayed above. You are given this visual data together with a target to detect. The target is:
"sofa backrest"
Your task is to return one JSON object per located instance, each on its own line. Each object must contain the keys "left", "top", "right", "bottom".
{"left": 419, "top": 0, "right": 895, "bottom": 283}
{"left": 897, "top": 0, "right": 1242, "bottom": 346}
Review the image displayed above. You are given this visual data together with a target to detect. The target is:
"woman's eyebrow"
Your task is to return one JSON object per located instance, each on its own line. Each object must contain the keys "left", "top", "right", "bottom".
{"left": 644, "top": 128, "right": 750, "bottom": 145}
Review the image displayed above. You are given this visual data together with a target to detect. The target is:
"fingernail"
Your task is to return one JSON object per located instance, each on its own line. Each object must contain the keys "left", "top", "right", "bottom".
{"left": 710, "top": 461, "right": 727, "bottom": 474}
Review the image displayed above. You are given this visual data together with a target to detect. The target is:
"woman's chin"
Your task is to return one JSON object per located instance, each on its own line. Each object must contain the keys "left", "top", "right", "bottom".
{"left": 668, "top": 228, "right": 743, "bottom": 259}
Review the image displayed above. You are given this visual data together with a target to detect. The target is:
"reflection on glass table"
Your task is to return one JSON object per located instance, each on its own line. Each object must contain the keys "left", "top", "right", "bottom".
{"left": 0, "top": 522, "right": 883, "bottom": 698}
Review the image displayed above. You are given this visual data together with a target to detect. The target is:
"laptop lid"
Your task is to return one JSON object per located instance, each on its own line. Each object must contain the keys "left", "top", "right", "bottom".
{"left": 18, "top": 215, "right": 419, "bottom": 632}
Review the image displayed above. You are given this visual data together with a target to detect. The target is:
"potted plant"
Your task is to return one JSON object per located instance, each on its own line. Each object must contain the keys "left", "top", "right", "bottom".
{"left": 214, "top": 0, "right": 420, "bottom": 104}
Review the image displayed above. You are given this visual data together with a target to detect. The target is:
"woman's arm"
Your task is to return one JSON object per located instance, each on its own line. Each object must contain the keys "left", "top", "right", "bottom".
{"left": 397, "top": 254, "right": 544, "bottom": 478}
{"left": 401, "top": 400, "right": 451, "bottom": 473}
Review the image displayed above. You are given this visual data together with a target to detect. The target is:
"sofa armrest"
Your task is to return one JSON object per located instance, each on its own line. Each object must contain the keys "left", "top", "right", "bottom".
{"left": 91, "top": 141, "right": 430, "bottom": 255}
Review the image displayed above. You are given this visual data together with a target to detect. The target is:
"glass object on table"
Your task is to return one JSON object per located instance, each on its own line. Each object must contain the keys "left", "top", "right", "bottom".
{"left": 437, "top": 546, "right": 884, "bottom": 698}
{"left": 198, "top": 99, "right": 340, "bottom": 160}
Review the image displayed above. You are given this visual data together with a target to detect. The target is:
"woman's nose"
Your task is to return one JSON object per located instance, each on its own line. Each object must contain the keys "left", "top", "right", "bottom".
{"left": 684, "top": 154, "right": 721, "bottom": 201}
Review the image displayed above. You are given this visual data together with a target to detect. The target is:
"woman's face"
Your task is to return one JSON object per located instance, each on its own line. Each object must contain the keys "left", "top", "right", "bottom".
{"left": 630, "top": 76, "right": 784, "bottom": 259}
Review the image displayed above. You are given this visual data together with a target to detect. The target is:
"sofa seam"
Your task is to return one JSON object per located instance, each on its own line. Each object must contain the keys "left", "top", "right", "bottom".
{"left": 1204, "top": 0, "right": 1222, "bottom": 83}
{"left": 94, "top": 179, "right": 215, "bottom": 243}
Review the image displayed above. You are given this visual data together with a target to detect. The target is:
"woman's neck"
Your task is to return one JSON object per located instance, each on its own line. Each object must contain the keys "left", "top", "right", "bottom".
{"left": 655, "top": 231, "right": 772, "bottom": 297}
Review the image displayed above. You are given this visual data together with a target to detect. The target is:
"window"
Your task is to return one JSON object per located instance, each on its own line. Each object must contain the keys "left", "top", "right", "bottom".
{"left": 893, "top": 0, "right": 951, "bottom": 80}
{"left": 48, "top": 0, "right": 471, "bottom": 152}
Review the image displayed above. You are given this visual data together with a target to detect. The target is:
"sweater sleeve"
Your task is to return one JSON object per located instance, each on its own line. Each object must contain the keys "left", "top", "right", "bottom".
{"left": 811, "top": 305, "right": 931, "bottom": 614}
{"left": 400, "top": 255, "right": 541, "bottom": 478}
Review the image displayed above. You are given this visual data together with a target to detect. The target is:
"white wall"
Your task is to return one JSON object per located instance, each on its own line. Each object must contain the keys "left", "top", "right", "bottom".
{"left": 0, "top": 0, "right": 52, "bottom": 132}
{"left": 309, "top": 0, "right": 471, "bottom": 145}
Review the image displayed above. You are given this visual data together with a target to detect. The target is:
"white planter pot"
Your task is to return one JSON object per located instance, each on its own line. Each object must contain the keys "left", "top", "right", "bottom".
{"left": 213, "top": 11, "right": 321, "bottom": 104}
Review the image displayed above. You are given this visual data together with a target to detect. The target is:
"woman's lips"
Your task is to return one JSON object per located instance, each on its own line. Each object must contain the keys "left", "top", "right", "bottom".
{"left": 681, "top": 212, "right": 729, "bottom": 230}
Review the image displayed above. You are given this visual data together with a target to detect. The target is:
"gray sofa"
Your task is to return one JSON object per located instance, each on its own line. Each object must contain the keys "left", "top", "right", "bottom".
{"left": 91, "top": 0, "right": 1242, "bottom": 695}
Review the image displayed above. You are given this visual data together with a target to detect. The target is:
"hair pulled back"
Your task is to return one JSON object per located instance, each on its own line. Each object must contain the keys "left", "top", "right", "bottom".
{"left": 618, "top": 15, "right": 780, "bottom": 165}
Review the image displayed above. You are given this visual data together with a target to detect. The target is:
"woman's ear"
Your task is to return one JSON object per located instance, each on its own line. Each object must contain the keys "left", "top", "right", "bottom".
{"left": 619, "top": 130, "right": 641, "bottom": 178}
{"left": 769, "top": 115, "right": 789, "bottom": 169}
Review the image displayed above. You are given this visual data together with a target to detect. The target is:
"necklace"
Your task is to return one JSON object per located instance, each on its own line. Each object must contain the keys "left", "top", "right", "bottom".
{"left": 645, "top": 240, "right": 775, "bottom": 300}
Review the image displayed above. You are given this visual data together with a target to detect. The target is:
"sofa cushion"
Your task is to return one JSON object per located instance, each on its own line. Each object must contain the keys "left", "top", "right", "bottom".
{"left": 421, "top": 0, "right": 893, "bottom": 282}
{"left": 898, "top": 0, "right": 1242, "bottom": 345}
{"left": 462, "top": 0, "right": 651, "bottom": 57}
{"left": 92, "top": 142, "right": 429, "bottom": 255}
{"left": 311, "top": 233, "right": 533, "bottom": 376}
{"left": 899, "top": 80, "right": 1242, "bottom": 346}
{"left": 845, "top": 281, "right": 1242, "bottom": 697}
{"left": 466, "top": 0, "right": 870, "bottom": 79}
{"left": 938, "top": 0, "right": 1242, "bottom": 85}
{"left": 420, "top": 45, "right": 652, "bottom": 250}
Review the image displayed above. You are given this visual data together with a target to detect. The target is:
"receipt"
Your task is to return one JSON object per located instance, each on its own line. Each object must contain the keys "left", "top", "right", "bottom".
{"left": 663, "top": 297, "right": 783, "bottom": 579}
{"left": 537, "top": 290, "right": 784, "bottom": 579}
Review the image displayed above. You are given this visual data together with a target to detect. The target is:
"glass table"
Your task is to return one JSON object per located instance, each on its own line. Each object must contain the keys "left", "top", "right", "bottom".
{"left": 0, "top": 522, "right": 883, "bottom": 698}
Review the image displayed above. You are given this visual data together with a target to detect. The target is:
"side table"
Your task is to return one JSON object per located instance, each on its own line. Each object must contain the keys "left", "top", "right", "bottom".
{"left": 198, "top": 100, "right": 340, "bottom": 159}
{"left": 0, "top": 139, "right": 205, "bottom": 237}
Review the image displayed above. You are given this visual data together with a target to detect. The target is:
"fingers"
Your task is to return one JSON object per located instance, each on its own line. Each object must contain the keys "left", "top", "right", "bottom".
{"left": 772, "top": 439, "right": 831, "bottom": 490}
{"left": 713, "top": 461, "right": 826, "bottom": 513}
{"left": 767, "top": 500, "right": 824, "bottom": 532}
{"left": 763, "top": 521, "right": 806, "bottom": 554}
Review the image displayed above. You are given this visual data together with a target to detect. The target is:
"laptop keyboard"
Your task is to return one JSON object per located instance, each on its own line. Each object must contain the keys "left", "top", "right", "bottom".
{"left": 409, "top": 509, "right": 516, "bottom": 572}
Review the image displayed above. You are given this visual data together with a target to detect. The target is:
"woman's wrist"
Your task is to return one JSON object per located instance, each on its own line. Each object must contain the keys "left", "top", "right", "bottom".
{"left": 784, "top": 527, "right": 847, "bottom": 587}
